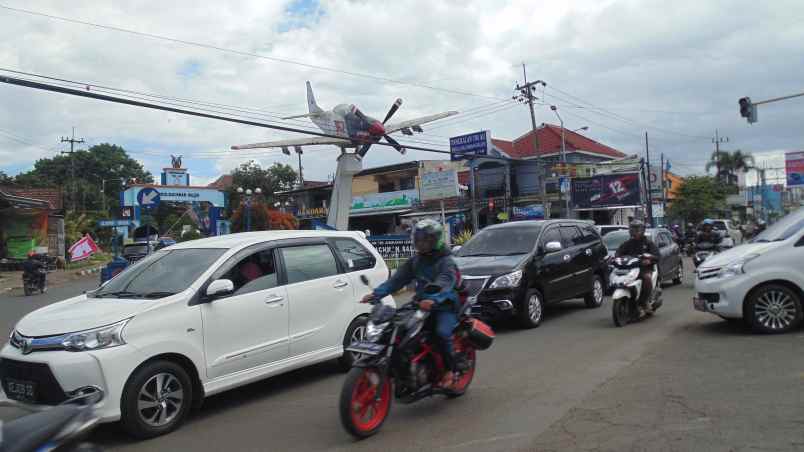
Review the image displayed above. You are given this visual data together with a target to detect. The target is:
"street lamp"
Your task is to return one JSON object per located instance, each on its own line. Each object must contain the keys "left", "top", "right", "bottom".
{"left": 237, "top": 187, "right": 262, "bottom": 232}
{"left": 273, "top": 200, "right": 291, "bottom": 213}
{"left": 550, "top": 105, "right": 571, "bottom": 218}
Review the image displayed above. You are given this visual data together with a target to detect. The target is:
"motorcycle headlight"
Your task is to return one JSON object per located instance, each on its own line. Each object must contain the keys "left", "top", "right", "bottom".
{"left": 61, "top": 319, "right": 130, "bottom": 352}
{"left": 717, "top": 254, "right": 759, "bottom": 279}
{"left": 365, "top": 321, "right": 388, "bottom": 342}
{"left": 489, "top": 270, "right": 523, "bottom": 289}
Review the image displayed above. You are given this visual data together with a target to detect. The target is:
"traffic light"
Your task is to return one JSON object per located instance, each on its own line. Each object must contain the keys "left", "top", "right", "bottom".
{"left": 739, "top": 97, "right": 757, "bottom": 124}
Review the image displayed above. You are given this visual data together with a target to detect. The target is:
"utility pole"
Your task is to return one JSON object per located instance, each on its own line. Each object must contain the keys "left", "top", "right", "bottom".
{"left": 514, "top": 64, "right": 547, "bottom": 216}
{"left": 712, "top": 129, "right": 728, "bottom": 182}
{"left": 660, "top": 153, "right": 667, "bottom": 221}
{"left": 645, "top": 132, "right": 654, "bottom": 227}
{"left": 60, "top": 127, "right": 84, "bottom": 212}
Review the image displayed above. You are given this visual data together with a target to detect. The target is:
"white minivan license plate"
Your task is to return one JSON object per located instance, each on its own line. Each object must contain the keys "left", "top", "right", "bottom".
{"left": 5, "top": 378, "right": 36, "bottom": 402}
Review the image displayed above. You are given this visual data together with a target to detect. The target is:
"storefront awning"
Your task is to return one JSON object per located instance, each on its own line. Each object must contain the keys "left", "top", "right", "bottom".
{"left": 399, "top": 208, "right": 469, "bottom": 217}
{"left": 350, "top": 208, "right": 412, "bottom": 218}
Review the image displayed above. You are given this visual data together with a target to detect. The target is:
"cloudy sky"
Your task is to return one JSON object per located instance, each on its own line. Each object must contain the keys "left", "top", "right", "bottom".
{"left": 1, "top": 0, "right": 803, "bottom": 186}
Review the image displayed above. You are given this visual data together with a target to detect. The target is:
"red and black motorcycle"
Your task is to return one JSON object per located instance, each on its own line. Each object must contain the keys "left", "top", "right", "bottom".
{"left": 339, "top": 277, "right": 494, "bottom": 438}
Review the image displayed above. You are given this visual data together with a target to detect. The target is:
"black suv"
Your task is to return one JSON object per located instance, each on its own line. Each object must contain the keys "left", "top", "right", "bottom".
{"left": 453, "top": 220, "right": 608, "bottom": 328}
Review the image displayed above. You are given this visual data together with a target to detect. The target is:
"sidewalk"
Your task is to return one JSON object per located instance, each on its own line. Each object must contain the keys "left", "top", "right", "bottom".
{"left": 0, "top": 265, "right": 104, "bottom": 293}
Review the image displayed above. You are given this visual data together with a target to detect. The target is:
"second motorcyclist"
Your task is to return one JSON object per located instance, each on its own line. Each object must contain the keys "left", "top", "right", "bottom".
{"left": 361, "top": 219, "right": 461, "bottom": 390}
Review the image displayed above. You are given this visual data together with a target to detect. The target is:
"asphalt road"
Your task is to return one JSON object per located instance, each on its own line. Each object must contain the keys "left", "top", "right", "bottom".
{"left": 2, "top": 262, "right": 803, "bottom": 451}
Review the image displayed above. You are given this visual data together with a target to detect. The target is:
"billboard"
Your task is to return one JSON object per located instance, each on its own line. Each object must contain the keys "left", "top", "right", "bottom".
{"left": 571, "top": 173, "right": 642, "bottom": 210}
{"left": 450, "top": 130, "right": 491, "bottom": 161}
{"left": 786, "top": 151, "right": 804, "bottom": 187}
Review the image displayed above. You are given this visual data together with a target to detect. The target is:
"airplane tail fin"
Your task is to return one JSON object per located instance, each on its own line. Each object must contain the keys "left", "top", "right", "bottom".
{"left": 307, "top": 81, "right": 323, "bottom": 114}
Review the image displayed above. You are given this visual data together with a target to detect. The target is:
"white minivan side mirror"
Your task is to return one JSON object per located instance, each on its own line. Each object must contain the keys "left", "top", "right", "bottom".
{"left": 452, "top": 245, "right": 462, "bottom": 253}
{"left": 206, "top": 279, "right": 234, "bottom": 298}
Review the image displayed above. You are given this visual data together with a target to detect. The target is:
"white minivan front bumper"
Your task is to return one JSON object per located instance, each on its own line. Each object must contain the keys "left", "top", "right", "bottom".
{"left": 693, "top": 270, "right": 755, "bottom": 319}
{"left": 0, "top": 342, "right": 146, "bottom": 422}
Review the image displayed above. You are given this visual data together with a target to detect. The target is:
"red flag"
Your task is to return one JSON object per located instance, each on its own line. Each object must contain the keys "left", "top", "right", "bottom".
{"left": 68, "top": 234, "right": 100, "bottom": 262}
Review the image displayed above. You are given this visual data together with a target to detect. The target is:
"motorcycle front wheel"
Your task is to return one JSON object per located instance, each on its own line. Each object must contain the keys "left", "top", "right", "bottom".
{"left": 612, "top": 298, "right": 630, "bottom": 327}
{"left": 339, "top": 367, "right": 392, "bottom": 439}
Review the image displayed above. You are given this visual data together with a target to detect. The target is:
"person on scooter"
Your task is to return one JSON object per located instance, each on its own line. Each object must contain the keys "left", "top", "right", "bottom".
{"left": 695, "top": 219, "right": 722, "bottom": 250}
{"left": 615, "top": 220, "right": 660, "bottom": 315}
{"left": 361, "top": 219, "right": 460, "bottom": 390}
{"left": 23, "top": 251, "right": 46, "bottom": 290}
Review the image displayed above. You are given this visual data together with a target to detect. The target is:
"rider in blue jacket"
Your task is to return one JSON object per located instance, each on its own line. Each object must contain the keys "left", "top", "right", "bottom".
{"left": 362, "top": 219, "right": 460, "bottom": 389}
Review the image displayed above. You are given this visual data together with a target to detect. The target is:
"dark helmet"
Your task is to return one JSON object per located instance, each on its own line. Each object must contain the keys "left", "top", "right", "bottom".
{"left": 629, "top": 219, "right": 645, "bottom": 238}
{"left": 412, "top": 219, "right": 445, "bottom": 255}
{"left": 702, "top": 219, "right": 714, "bottom": 232}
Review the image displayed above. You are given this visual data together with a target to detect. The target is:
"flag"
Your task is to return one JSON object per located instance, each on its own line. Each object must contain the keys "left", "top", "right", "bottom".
{"left": 68, "top": 234, "right": 100, "bottom": 262}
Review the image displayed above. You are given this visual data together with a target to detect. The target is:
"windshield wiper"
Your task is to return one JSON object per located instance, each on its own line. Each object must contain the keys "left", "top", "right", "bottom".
{"left": 142, "top": 291, "right": 177, "bottom": 299}
{"left": 93, "top": 290, "right": 143, "bottom": 299}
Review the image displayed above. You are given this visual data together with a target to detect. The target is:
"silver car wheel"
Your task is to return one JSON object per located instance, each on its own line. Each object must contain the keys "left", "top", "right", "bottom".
{"left": 529, "top": 294, "right": 543, "bottom": 322}
{"left": 137, "top": 372, "right": 184, "bottom": 427}
{"left": 755, "top": 290, "right": 797, "bottom": 330}
{"left": 593, "top": 279, "right": 604, "bottom": 305}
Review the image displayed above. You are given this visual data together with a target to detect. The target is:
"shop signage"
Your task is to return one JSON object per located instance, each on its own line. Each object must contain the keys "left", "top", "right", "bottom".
{"left": 571, "top": 173, "right": 642, "bottom": 210}
{"left": 450, "top": 130, "right": 491, "bottom": 161}
{"left": 420, "top": 170, "right": 459, "bottom": 201}
{"left": 512, "top": 204, "right": 545, "bottom": 219}
{"left": 352, "top": 189, "right": 418, "bottom": 212}
{"left": 367, "top": 235, "right": 415, "bottom": 260}
{"left": 123, "top": 186, "right": 226, "bottom": 207}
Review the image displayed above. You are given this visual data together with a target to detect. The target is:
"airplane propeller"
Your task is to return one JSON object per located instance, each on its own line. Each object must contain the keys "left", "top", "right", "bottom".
{"left": 358, "top": 98, "right": 405, "bottom": 157}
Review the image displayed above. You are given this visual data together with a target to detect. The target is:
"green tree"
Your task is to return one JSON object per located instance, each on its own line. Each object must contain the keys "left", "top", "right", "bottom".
{"left": 0, "top": 170, "right": 13, "bottom": 185}
{"left": 15, "top": 143, "right": 153, "bottom": 214}
{"left": 667, "top": 176, "right": 729, "bottom": 225}
{"left": 226, "top": 160, "right": 297, "bottom": 216}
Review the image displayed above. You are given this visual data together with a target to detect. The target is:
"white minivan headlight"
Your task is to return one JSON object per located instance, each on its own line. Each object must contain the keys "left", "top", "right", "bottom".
{"left": 62, "top": 319, "right": 130, "bottom": 352}
{"left": 718, "top": 254, "right": 759, "bottom": 279}
{"left": 489, "top": 270, "right": 523, "bottom": 289}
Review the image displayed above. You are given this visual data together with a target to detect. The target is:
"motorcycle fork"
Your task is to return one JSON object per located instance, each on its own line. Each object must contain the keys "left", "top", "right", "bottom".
{"left": 372, "top": 327, "right": 398, "bottom": 403}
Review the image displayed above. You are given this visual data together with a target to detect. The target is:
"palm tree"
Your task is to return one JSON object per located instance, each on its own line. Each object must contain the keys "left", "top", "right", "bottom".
{"left": 706, "top": 149, "right": 753, "bottom": 185}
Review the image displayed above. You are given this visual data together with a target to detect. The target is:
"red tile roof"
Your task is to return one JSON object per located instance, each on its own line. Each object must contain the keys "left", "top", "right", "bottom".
{"left": 0, "top": 186, "right": 63, "bottom": 210}
{"left": 494, "top": 124, "right": 626, "bottom": 159}
{"left": 207, "top": 175, "right": 233, "bottom": 189}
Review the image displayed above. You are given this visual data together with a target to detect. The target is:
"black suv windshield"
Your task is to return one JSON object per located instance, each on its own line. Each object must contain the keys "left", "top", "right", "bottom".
{"left": 456, "top": 226, "right": 542, "bottom": 257}
{"left": 91, "top": 248, "right": 225, "bottom": 299}
{"left": 751, "top": 209, "right": 804, "bottom": 243}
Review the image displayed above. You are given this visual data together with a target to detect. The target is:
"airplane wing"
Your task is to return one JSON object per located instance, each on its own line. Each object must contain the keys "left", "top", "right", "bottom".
{"left": 231, "top": 136, "right": 350, "bottom": 150}
{"left": 384, "top": 111, "right": 459, "bottom": 134}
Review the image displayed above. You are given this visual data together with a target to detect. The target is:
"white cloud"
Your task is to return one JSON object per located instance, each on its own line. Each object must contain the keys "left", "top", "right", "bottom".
{"left": 1, "top": 0, "right": 804, "bottom": 181}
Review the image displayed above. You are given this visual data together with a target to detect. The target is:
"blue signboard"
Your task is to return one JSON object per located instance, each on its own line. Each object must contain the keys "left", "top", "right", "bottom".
{"left": 512, "top": 204, "right": 545, "bottom": 220}
{"left": 123, "top": 186, "right": 226, "bottom": 207}
{"left": 97, "top": 219, "right": 135, "bottom": 227}
{"left": 450, "top": 130, "right": 491, "bottom": 161}
{"left": 137, "top": 187, "right": 161, "bottom": 208}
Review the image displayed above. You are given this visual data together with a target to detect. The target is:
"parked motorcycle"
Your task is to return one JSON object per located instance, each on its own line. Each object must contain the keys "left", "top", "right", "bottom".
{"left": 0, "top": 388, "right": 104, "bottom": 452}
{"left": 693, "top": 242, "right": 719, "bottom": 268}
{"left": 339, "top": 276, "right": 494, "bottom": 438}
{"left": 610, "top": 254, "right": 663, "bottom": 327}
{"left": 22, "top": 267, "right": 47, "bottom": 296}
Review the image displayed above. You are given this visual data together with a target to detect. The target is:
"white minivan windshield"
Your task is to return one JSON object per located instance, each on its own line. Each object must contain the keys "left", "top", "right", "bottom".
{"left": 90, "top": 248, "right": 225, "bottom": 299}
{"left": 751, "top": 208, "right": 804, "bottom": 243}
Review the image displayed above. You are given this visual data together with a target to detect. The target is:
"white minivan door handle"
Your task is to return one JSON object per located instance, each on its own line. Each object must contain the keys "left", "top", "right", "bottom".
{"left": 333, "top": 280, "right": 349, "bottom": 289}
{"left": 265, "top": 295, "right": 284, "bottom": 305}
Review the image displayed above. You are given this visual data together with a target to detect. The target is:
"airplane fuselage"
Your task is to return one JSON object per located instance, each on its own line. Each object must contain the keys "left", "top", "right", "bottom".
{"left": 311, "top": 103, "right": 384, "bottom": 146}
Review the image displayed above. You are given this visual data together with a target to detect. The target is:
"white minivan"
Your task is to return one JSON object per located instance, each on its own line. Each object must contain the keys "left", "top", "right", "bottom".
{"left": 694, "top": 208, "right": 804, "bottom": 333}
{"left": 1, "top": 231, "right": 391, "bottom": 438}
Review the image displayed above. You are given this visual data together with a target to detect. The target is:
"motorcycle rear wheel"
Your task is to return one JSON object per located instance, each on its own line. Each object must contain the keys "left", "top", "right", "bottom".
{"left": 447, "top": 345, "right": 476, "bottom": 398}
{"left": 339, "top": 367, "right": 392, "bottom": 439}
{"left": 612, "top": 298, "right": 630, "bottom": 327}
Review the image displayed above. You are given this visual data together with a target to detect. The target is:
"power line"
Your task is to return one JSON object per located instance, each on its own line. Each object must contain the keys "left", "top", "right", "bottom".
{"left": 0, "top": 73, "right": 455, "bottom": 158}
{"left": 0, "top": 4, "right": 509, "bottom": 101}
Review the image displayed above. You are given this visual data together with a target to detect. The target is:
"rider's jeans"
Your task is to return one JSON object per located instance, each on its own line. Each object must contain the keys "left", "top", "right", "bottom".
{"left": 433, "top": 310, "right": 458, "bottom": 371}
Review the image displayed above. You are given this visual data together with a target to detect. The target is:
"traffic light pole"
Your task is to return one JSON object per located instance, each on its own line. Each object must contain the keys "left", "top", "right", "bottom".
{"left": 739, "top": 91, "right": 804, "bottom": 124}
{"left": 753, "top": 91, "right": 804, "bottom": 106}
